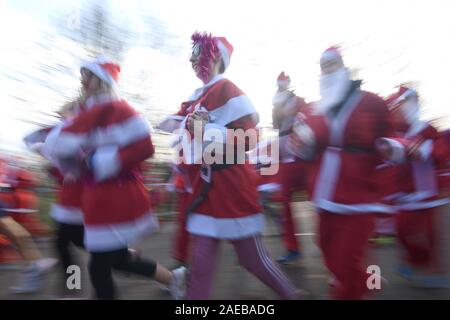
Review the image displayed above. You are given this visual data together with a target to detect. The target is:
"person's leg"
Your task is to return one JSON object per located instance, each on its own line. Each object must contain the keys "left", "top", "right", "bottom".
{"left": 280, "top": 163, "right": 300, "bottom": 253}
{"left": 172, "top": 192, "right": 190, "bottom": 264}
{"left": 109, "top": 247, "right": 186, "bottom": 299}
{"left": 319, "top": 211, "right": 375, "bottom": 300}
{"left": 277, "top": 162, "right": 306, "bottom": 264}
{"left": 55, "top": 223, "right": 74, "bottom": 274}
{"left": 397, "top": 210, "right": 434, "bottom": 269}
{"left": 69, "top": 224, "right": 85, "bottom": 249}
{"left": 0, "top": 216, "right": 41, "bottom": 261}
{"left": 89, "top": 250, "right": 115, "bottom": 299}
{"left": 0, "top": 216, "right": 57, "bottom": 293}
{"left": 186, "top": 235, "right": 220, "bottom": 300}
{"left": 232, "top": 235, "right": 299, "bottom": 299}
{"left": 112, "top": 248, "right": 157, "bottom": 278}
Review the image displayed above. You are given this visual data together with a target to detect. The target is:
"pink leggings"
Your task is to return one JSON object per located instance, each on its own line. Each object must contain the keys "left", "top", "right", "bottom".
{"left": 186, "top": 234, "right": 298, "bottom": 299}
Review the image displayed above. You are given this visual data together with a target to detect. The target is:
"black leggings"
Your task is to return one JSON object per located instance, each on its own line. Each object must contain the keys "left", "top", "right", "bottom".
{"left": 55, "top": 223, "right": 85, "bottom": 277}
{"left": 89, "top": 248, "right": 157, "bottom": 299}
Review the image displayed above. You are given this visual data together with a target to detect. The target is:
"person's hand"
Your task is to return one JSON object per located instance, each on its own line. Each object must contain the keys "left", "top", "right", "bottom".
{"left": 63, "top": 172, "right": 77, "bottom": 184}
{"left": 188, "top": 110, "right": 209, "bottom": 133}
{"left": 288, "top": 131, "right": 305, "bottom": 153}
{"left": 376, "top": 139, "right": 393, "bottom": 159}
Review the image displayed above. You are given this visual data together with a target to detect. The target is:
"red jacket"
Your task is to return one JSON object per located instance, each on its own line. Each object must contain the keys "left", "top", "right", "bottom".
{"left": 43, "top": 93, "right": 158, "bottom": 251}
{"left": 171, "top": 75, "right": 263, "bottom": 239}
{"left": 300, "top": 85, "right": 396, "bottom": 214}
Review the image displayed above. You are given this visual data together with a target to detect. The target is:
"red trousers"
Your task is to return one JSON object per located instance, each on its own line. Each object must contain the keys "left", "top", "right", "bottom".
{"left": 172, "top": 192, "right": 190, "bottom": 263}
{"left": 396, "top": 207, "right": 438, "bottom": 271}
{"left": 318, "top": 211, "right": 375, "bottom": 300}
{"left": 279, "top": 162, "right": 306, "bottom": 252}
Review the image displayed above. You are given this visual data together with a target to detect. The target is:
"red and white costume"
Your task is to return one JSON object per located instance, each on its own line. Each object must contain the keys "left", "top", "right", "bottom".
{"left": 377, "top": 87, "right": 450, "bottom": 272}
{"left": 43, "top": 93, "right": 158, "bottom": 252}
{"left": 170, "top": 74, "right": 263, "bottom": 239}
{"left": 165, "top": 34, "right": 299, "bottom": 300}
{"left": 301, "top": 89, "right": 395, "bottom": 214}
{"left": 270, "top": 72, "right": 309, "bottom": 255}
{"left": 290, "top": 47, "right": 396, "bottom": 299}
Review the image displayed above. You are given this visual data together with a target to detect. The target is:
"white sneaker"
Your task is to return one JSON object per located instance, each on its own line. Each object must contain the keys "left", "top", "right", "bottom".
{"left": 35, "top": 258, "right": 58, "bottom": 271}
{"left": 10, "top": 258, "right": 58, "bottom": 294}
{"left": 169, "top": 266, "right": 187, "bottom": 300}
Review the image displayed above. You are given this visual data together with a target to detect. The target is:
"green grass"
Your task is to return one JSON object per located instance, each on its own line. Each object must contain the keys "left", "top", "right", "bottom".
{"left": 36, "top": 192, "right": 56, "bottom": 228}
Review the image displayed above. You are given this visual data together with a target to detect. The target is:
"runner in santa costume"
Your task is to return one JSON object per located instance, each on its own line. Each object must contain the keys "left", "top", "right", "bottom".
{"left": 288, "top": 46, "right": 395, "bottom": 299}
{"left": 42, "top": 55, "right": 186, "bottom": 299}
{"left": 24, "top": 100, "right": 87, "bottom": 296}
{"left": 376, "top": 86, "right": 450, "bottom": 288}
{"left": 164, "top": 32, "right": 301, "bottom": 299}
{"left": 272, "top": 71, "right": 308, "bottom": 265}
{"left": 2, "top": 159, "right": 53, "bottom": 239}
{"left": 0, "top": 158, "right": 57, "bottom": 293}
{"left": 166, "top": 166, "right": 191, "bottom": 267}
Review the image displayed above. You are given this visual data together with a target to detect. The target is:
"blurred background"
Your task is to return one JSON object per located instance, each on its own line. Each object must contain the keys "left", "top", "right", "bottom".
{"left": 0, "top": 0, "right": 450, "bottom": 299}
{"left": 1, "top": 0, "right": 450, "bottom": 155}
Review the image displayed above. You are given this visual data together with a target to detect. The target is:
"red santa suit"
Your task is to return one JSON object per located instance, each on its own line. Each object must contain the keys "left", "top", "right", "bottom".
{"left": 43, "top": 92, "right": 158, "bottom": 252}
{"left": 378, "top": 96, "right": 450, "bottom": 274}
{"left": 293, "top": 75, "right": 395, "bottom": 299}
{"left": 178, "top": 74, "right": 263, "bottom": 238}
{"left": 166, "top": 34, "right": 299, "bottom": 300}
{"left": 272, "top": 75, "right": 309, "bottom": 257}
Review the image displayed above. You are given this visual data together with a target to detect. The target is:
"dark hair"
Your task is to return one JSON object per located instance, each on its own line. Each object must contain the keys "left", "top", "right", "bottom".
{"left": 218, "top": 59, "right": 226, "bottom": 74}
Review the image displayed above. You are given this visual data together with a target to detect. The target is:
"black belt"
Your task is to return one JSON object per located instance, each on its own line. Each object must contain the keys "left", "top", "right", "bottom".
{"left": 343, "top": 146, "right": 373, "bottom": 154}
{"left": 186, "top": 163, "right": 236, "bottom": 215}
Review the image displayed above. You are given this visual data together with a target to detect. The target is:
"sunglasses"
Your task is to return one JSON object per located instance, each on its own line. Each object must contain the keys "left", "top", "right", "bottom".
{"left": 191, "top": 43, "right": 201, "bottom": 58}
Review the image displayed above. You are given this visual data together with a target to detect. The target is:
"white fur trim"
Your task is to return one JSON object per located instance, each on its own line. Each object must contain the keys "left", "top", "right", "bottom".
{"left": 81, "top": 61, "right": 116, "bottom": 88}
{"left": 84, "top": 212, "right": 160, "bottom": 252}
{"left": 158, "top": 115, "right": 186, "bottom": 133}
{"left": 395, "top": 198, "right": 450, "bottom": 211}
{"left": 44, "top": 130, "right": 87, "bottom": 159}
{"left": 3, "top": 208, "right": 38, "bottom": 214}
{"left": 91, "top": 145, "right": 121, "bottom": 182}
{"left": 393, "top": 88, "right": 417, "bottom": 106}
{"left": 208, "top": 95, "right": 257, "bottom": 126}
{"left": 257, "top": 183, "right": 281, "bottom": 193}
{"left": 405, "top": 121, "right": 427, "bottom": 138}
{"left": 316, "top": 199, "right": 395, "bottom": 214}
{"left": 91, "top": 115, "right": 152, "bottom": 148}
{"left": 394, "top": 191, "right": 437, "bottom": 203}
{"left": 216, "top": 40, "right": 230, "bottom": 70}
{"left": 189, "top": 75, "right": 225, "bottom": 101}
{"left": 313, "top": 147, "right": 341, "bottom": 203}
{"left": 50, "top": 204, "right": 83, "bottom": 225}
{"left": 187, "top": 213, "right": 265, "bottom": 239}
{"left": 376, "top": 138, "right": 406, "bottom": 164}
{"left": 417, "top": 139, "right": 433, "bottom": 160}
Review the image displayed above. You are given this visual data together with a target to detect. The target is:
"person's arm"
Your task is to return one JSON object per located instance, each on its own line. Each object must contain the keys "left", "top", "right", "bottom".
{"left": 86, "top": 112, "right": 155, "bottom": 182}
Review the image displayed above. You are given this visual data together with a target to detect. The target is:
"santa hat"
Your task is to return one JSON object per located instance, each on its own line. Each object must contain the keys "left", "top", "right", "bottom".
{"left": 386, "top": 85, "right": 418, "bottom": 108}
{"left": 81, "top": 55, "right": 121, "bottom": 88}
{"left": 277, "top": 71, "right": 291, "bottom": 89}
{"left": 215, "top": 37, "right": 233, "bottom": 70}
{"left": 320, "top": 46, "right": 344, "bottom": 65}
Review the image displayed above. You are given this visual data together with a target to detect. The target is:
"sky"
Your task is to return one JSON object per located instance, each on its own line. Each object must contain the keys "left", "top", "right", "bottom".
{"left": 1, "top": 0, "right": 450, "bottom": 152}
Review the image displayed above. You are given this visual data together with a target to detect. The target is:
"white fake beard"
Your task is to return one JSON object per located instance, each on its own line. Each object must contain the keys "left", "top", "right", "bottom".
{"left": 272, "top": 90, "right": 292, "bottom": 108}
{"left": 400, "top": 99, "right": 420, "bottom": 126}
{"left": 318, "top": 67, "right": 351, "bottom": 113}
